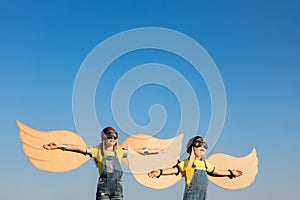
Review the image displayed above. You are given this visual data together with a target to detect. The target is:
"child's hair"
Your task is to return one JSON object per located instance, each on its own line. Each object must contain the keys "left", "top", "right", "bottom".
{"left": 101, "top": 126, "right": 119, "bottom": 152}
{"left": 101, "top": 126, "right": 118, "bottom": 140}
{"left": 186, "top": 136, "right": 206, "bottom": 154}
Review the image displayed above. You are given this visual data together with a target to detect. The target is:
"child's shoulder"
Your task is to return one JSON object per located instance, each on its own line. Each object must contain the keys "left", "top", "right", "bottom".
{"left": 178, "top": 158, "right": 189, "bottom": 166}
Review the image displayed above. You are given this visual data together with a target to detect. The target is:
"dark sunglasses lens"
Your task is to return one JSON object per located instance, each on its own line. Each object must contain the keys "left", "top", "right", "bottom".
{"left": 193, "top": 141, "right": 207, "bottom": 149}
{"left": 105, "top": 131, "right": 118, "bottom": 140}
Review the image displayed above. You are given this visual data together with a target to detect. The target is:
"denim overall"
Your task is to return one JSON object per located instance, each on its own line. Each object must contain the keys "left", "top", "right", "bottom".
{"left": 183, "top": 165, "right": 209, "bottom": 200}
{"left": 96, "top": 151, "right": 123, "bottom": 200}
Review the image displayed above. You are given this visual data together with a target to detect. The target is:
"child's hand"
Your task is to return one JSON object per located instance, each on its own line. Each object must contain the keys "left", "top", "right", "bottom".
{"left": 232, "top": 169, "right": 243, "bottom": 177}
{"left": 148, "top": 169, "right": 161, "bottom": 178}
{"left": 43, "top": 142, "right": 61, "bottom": 150}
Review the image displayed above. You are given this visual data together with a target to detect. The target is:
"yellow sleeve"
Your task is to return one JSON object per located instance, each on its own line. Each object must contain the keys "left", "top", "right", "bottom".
{"left": 90, "top": 146, "right": 100, "bottom": 158}
{"left": 177, "top": 159, "right": 188, "bottom": 171}
{"left": 205, "top": 160, "right": 215, "bottom": 173}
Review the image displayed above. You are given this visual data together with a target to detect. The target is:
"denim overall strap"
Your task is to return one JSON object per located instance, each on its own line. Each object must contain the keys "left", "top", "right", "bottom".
{"left": 183, "top": 169, "right": 209, "bottom": 200}
{"left": 96, "top": 151, "right": 123, "bottom": 200}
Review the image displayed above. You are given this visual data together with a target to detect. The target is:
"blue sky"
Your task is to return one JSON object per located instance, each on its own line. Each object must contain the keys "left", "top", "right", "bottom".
{"left": 0, "top": 0, "right": 299, "bottom": 199}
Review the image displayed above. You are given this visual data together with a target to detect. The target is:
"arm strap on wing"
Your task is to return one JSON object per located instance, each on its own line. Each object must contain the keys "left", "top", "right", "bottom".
{"left": 172, "top": 160, "right": 181, "bottom": 176}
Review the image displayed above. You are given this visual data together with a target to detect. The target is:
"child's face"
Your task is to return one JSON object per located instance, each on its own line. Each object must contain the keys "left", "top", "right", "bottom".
{"left": 192, "top": 140, "right": 207, "bottom": 158}
{"left": 193, "top": 146, "right": 206, "bottom": 157}
{"left": 104, "top": 134, "right": 118, "bottom": 148}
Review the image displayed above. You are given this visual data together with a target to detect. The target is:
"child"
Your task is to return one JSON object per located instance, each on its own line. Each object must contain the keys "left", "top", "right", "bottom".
{"left": 148, "top": 136, "right": 242, "bottom": 200}
{"left": 43, "top": 126, "right": 160, "bottom": 200}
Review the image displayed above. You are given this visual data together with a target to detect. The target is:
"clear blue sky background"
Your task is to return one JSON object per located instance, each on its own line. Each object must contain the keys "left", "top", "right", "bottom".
{"left": 1, "top": 0, "right": 299, "bottom": 200}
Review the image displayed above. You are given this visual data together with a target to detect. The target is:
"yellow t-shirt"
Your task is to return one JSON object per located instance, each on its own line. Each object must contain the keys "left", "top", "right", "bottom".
{"left": 90, "top": 146, "right": 124, "bottom": 174}
{"left": 178, "top": 158, "right": 215, "bottom": 185}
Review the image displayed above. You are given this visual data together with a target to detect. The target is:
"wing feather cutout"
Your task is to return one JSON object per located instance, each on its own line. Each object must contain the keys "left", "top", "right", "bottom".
{"left": 122, "top": 134, "right": 183, "bottom": 189}
{"left": 17, "top": 120, "right": 90, "bottom": 172}
{"left": 207, "top": 148, "right": 259, "bottom": 190}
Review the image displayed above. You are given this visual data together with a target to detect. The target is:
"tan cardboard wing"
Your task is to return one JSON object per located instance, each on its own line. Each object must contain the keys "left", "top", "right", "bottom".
{"left": 124, "top": 134, "right": 183, "bottom": 189}
{"left": 17, "top": 120, "right": 90, "bottom": 172}
{"left": 207, "top": 148, "right": 259, "bottom": 190}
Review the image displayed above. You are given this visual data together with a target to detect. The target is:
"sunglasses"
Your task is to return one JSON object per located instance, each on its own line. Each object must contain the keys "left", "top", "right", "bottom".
{"left": 193, "top": 141, "right": 208, "bottom": 149}
{"left": 106, "top": 136, "right": 118, "bottom": 140}
{"left": 104, "top": 131, "right": 118, "bottom": 140}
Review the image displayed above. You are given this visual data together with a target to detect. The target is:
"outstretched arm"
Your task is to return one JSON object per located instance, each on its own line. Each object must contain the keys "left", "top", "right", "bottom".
{"left": 43, "top": 142, "right": 92, "bottom": 156}
{"left": 134, "top": 147, "right": 163, "bottom": 155}
{"left": 212, "top": 168, "right": 243, "bottom": 178}
{"left": 148, "top": 167, "right": 179, "bottom": 178}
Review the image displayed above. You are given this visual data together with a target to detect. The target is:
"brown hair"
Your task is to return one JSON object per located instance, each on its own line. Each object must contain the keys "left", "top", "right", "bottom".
{"left": 102, "top": 126, "right": 117, "bottom": 135}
